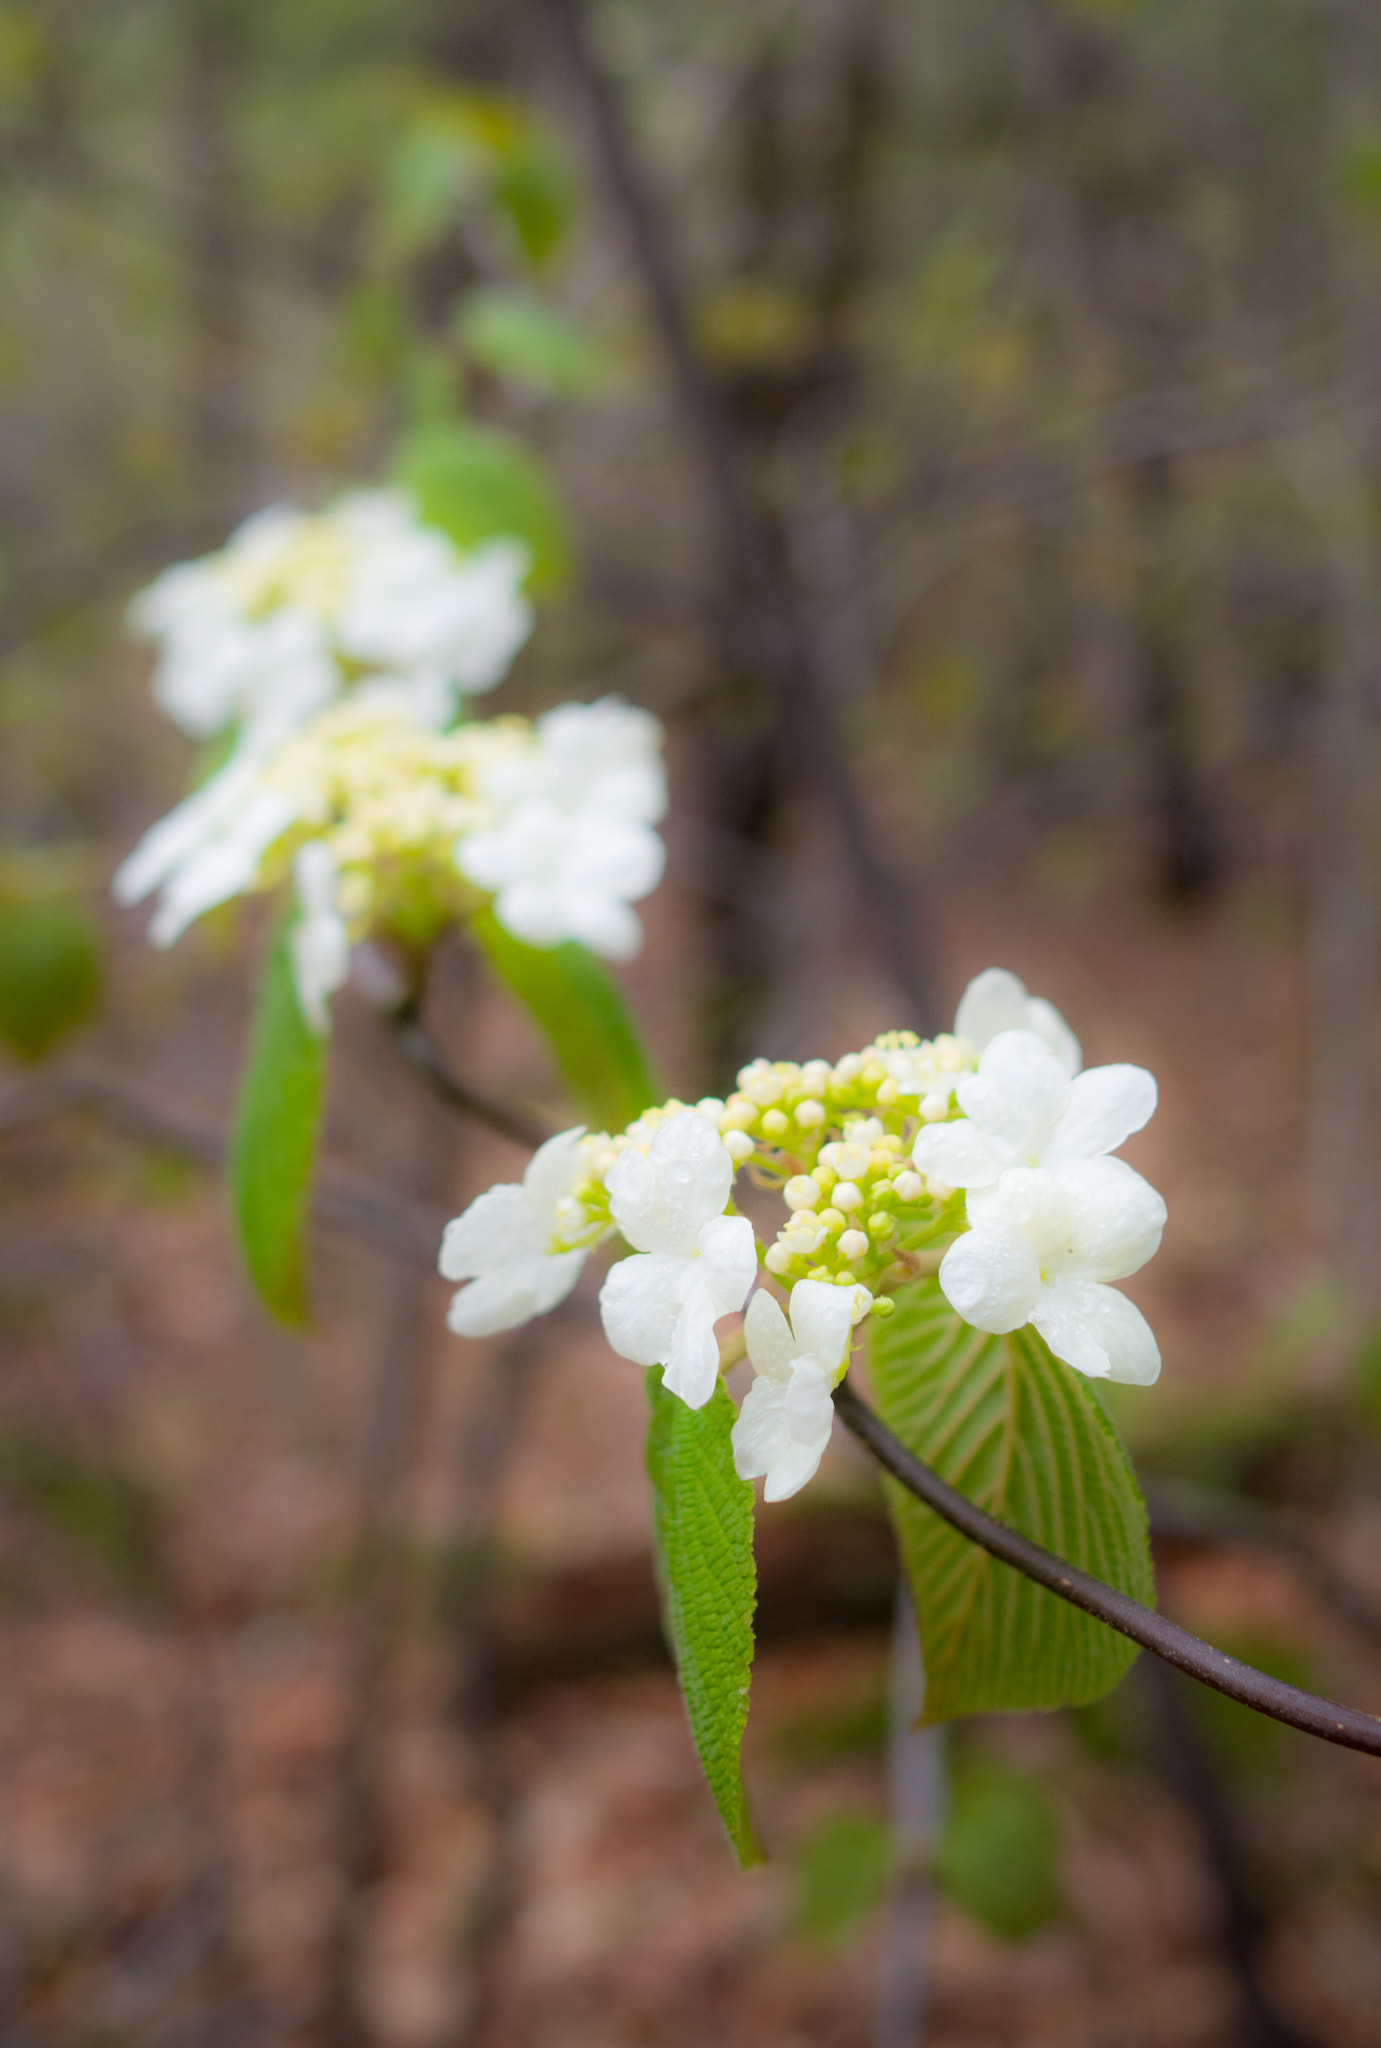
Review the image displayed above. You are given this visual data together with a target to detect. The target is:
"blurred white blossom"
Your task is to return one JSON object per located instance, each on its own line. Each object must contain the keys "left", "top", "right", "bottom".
{"left": 289, "top": 840, "right": 351, "bottom": 1035}
{"left": 129, "top": 489, "right": 532, "bottom": 748}
{"left": 114, "top": 692, "right": 669, "bottom": 1025}
{"left": 456, "top": 698, "right": 667, "bottom": 959}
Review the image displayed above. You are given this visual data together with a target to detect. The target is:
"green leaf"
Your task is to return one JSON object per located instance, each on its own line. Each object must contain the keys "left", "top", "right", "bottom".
{"left": 455, "top": 288, "right": 604, "bottom": 397}
{"left": 229, "top": 922, "right": 327, "bottom": 1327}
{"left": 394, "top": 418, "right": 573, "bottom": 596}
{"left": 868, "top": 1279, "right": 1154, "bottom": 1722}
{"left": 937, "top": 1764, "right": 1062, "bottom": 1940}
{"left": 470, "top": 906, "right": 660, "bottom": 1131}
{"left": 0, "top": 897, "right": 102, "bottom": 1061}
{"left": 791, "top": 1810, "right": 892, "bottom": 1947}
{"left": 492, "top": 139, "right": 578, "bottom": 265}
{"left": 646, "top": 1368, "right": 763, "bottom": 1866}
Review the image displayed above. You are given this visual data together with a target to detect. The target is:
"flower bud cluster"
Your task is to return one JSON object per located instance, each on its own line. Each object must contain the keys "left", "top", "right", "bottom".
{"left": 707, "top": 1050, "right": 970, "bottom": 1298}
{"left": 262, "top": 702, "right": 523, "bottom": 942}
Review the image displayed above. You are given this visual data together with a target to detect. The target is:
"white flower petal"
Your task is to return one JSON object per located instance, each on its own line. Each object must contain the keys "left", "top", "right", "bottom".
{"left": 744, "top": 1288, "right": 795, "bottom": 1383}
{"left": 763, "top": 1433, "right": 831, "bottom": 1502}
{"left": 911, "top": 1119, "right": 1014, "bottom": 1187}
{"left": 954, "top": 967, "right": 1030, "bottom": 1049}
{"left": 1031, "top": 1277, "right": 1161, "bottom": 1385}
{"left": 528, "top": 1247, "right": 587, "bottom": 1316}
{"left": 663, "top": 1278, "right": 725, "bottom": 1409}
{"left": 1055, "top": 1157, "right": 1166, "bottom": 1282}
{"left": 439, "top": 1185, "right": 544, "bottom": 1280}
{"left": 784, "top": 1357, "right": 835, "bottom": 1444}
{"left": 446, "top": 1270, "right": 543, "bottom": 1338}
{"left": 606, "top": 1111, "right": 734, "bottom": 1257}
{"left": 965, "top": 1168, "right": 1073, "bottom": 1271}
{"left": 731, "top": 1376, "right": 789, "bottom": 1481}
{"left": 939, "top": 1222, "right": 1041, "bottom": 1334}
{"left": 693, "top": 1213, "right": 757, "bottom": 1315}
{"left": 730, "top": 1377, "right": 831, "bottom": 1501}
{"left": 956, "top": 1030, "right": 1072, "bottom": 1161}
{"left": 786, "top": 1278, "right": 858, "bottom": 1378}
{"left": 521, "top": 1127, "right": 586, "bottom": 1224}
{"left": 598, "top": 1249, "right": 685, "bottom": 1366}
{"left": 1025, "top": 997, "right": 1082, "bottom": 1077}
{"left": 1047, "top": 1063, "right": 1157, "bottom": 1164}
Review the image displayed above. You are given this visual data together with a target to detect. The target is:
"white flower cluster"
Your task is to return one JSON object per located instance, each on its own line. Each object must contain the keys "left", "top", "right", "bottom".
{"left": 116, "top": 491, "right": 669, "bottom": 1029}
{"left": 439, "top": 968, "right": 1168, "bottom": 1504}
{"left": 129, "top": 489, "right": 533, "bottom": 750}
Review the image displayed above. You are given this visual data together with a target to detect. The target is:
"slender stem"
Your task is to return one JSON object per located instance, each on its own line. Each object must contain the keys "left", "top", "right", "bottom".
{"left": 387, "top": 1008, "right": 553, "bottom": 1152}
{"left": 2, "top": 1070, "right": 448, "bottom": 1267}
{"left": 832, "top": 1377, "right": 1381, "bottom": 1758}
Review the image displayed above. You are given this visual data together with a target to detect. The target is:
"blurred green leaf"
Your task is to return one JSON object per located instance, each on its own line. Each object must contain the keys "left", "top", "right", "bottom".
{"left": 455, "top": 288, "right": 604, "bottom": 397}
{"left": 470, "top": 907, "right": 660, "bottom": 1132}
{"left": 791, "top": 1811, "right": 892, "bottom": 1946}
{"left": 938, "top": 1765, "right": 1061, "bottom": 1940}
{"left": 229, "top": 921, "right": 327, "bottom": 1327}
{"left": 381, "top": 116, "right": 486, "bottom": 257}
{"left": 395, "top": 418, "right": 573, "bottom": 595}
{"left": 380, "top": 89, "right": 576, "bottom": 266}
{"left": 0, "top": 1428, "right": 161, "bottom": 1601}
{"left": 0, "top": 897, "right": 102, "bottom": 1061}
{"left": 869, "top": 1280, "right": 1154, "bottom": 1721}
{"left": 493, "top": 140, "right": 578, "bottom": 266}
{"left": 647, "top": 1367, "right": 763, "bottom": 1867}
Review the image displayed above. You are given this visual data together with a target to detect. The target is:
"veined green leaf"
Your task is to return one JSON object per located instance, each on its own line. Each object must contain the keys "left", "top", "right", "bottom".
{"left": 868, "top": 1280, "right": 1154, "bottom": 1722}
{"left": 229, "top": 922, "right": 327, "bottom": 1327}
{"left": 470, "top": 906, "right": 660, "bottom": 1132}
{"left": 395, "top": 418, "right": 573, "bottom": 596}
{"left": 647, "top": 1368, "right": 763, "bottom": 1867}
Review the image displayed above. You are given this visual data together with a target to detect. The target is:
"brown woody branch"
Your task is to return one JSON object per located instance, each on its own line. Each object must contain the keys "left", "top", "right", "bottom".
{"left": 832, "top": 1377, "right": 1381, "bottom": 1759}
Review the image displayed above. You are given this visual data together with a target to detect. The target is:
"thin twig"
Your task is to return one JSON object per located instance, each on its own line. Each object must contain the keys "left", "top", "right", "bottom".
{"left": 0, "top": 1071, "right": 448, "bottom": 1267}
{"left": 832, "top": 1378, "right": 1381, "bottom": 1757}
{"left": 386, "top": 1009, "right": 553, "bottom": 1151}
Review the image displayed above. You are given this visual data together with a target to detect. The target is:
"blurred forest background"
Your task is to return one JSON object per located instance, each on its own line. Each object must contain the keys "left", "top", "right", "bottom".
{"left": 4, "top": 0, "right": 1381, "bottom": 2043}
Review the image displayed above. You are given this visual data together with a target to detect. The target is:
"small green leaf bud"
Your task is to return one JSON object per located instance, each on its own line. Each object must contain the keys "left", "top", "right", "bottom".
{"left": 868, "top": 1212, "right": 895, "bottom": 1241}
{"left": 869, "top": 1295, "right": 897, "bottom": 1319}
{"left": 818, "top": 1207, "right": 846, "bottom": 1235}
